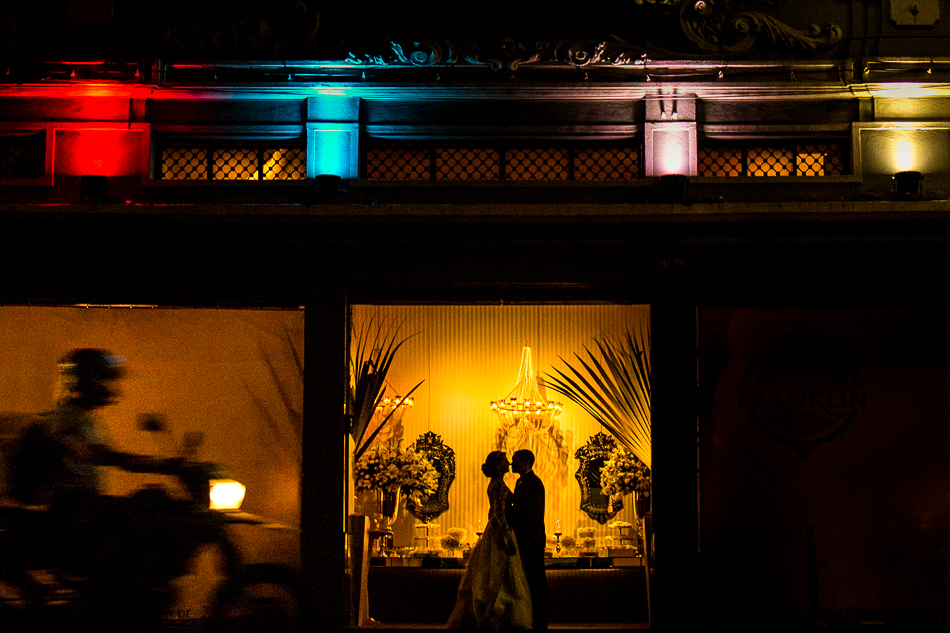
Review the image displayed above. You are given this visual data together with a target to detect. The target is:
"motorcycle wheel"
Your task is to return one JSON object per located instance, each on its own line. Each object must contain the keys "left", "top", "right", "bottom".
{"left": 167, "top": 540, "right": 235, "bottom": 623}
{"left": 211, "top": 563, "right": 300, "bottom": 632}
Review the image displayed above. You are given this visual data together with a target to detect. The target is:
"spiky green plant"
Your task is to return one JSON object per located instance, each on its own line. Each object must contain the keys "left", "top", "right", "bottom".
{"left": 349, "top": 316, "right": 423, "bottom": 462}
{"left": 542, "top": 328, "right": 651, "bottom": 469}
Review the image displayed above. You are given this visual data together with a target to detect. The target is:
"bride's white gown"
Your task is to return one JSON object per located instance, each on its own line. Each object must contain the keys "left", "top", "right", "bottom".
{"left": 448, "top": 477, "right": 533, "bottom": 629}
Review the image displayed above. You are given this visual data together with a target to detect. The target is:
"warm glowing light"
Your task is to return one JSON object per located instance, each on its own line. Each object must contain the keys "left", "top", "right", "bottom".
{"left": 376, "top": 394, "right": 413, "bottom": 413}
{"left": 490, "top": 345, "right": 562, "bottom": 435}
{"left": 362, "top": 394, "right": 414, "bottom": 447}
{"left": 654, "top": 129, "right": 691, "bottom": 176}
{"left": 209, "top": 479, "right": 246, "bottom": 510}
{"left": 876, "top": 83, "right": 942, "bottom": 99}
{"left": 893, "top": 138, "right": 917, "bottom": 172}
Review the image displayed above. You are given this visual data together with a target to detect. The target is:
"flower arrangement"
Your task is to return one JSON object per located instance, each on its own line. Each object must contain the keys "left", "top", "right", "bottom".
{"left": 441, "top": 534, "right": 462, "bottom": 551}
{"left": 354, "top": 439, "right": 439, "bottom": 506}
{"left": 447, "top": 527, "right": 467, "bottom": 543}
{"left": 600, "top": 446, "right": 651, "bottom": 499}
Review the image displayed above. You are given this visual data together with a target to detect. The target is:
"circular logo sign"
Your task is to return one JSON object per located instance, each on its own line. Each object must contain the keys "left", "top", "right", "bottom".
{"left": 740, "top": 325, "right": 865, "bottom": 458}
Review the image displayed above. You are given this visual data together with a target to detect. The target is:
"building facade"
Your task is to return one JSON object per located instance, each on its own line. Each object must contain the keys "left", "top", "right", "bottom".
{"left": 2, "top": 0, "right": 950, "bottom": 628}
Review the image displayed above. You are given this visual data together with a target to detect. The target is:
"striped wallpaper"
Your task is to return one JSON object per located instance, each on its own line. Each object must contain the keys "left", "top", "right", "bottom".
{"left": 350, "top": 303, "right": 650, "bottom": 551}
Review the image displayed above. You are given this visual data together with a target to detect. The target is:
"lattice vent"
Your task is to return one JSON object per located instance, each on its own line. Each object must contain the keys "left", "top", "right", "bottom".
{"left": 436, "top": 148, "right": 500, "bottom": 181}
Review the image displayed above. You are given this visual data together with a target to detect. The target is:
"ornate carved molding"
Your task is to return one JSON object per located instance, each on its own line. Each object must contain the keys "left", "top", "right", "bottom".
{"left": 346, "top": 38, "right": 655, "bottom": 71}
{"left": 679, "top": 0, "right": 843, "bottom": 54}
{"left": 345, "top": 2, "right": 843, "bottom": 69}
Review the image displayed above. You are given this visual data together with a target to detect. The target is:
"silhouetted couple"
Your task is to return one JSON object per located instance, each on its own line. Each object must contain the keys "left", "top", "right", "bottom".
{"left": 448, "top": 449, "right": 549, "bottom": 630}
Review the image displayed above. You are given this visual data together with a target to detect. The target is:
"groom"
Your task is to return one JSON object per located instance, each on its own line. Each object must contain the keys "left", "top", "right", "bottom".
{"left": 510, "top": 449, "right": 549, "bottom": 629}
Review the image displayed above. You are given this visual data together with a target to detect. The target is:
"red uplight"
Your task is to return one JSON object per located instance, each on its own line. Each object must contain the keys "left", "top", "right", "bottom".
{"left": 55, "top": 129, "right": 143, "bottom": 177}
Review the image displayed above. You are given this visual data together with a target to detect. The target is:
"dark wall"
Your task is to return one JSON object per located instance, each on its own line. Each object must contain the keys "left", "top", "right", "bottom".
{"left": 701, "top": 308, "right": 950, "bottom": 625}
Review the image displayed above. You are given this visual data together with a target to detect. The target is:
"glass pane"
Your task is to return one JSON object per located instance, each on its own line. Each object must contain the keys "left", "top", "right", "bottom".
{"left": 575, "top": 148, "right": 640, "bottom": 181}
{"left": 263, "top": 148, "right": 306, "bottom": 181}
{"left": 162, "top": 147, "right": 207, "bottom": 181}
{"left": 365, "top": 148, "right": 431, "bottom": 181}
{"left": 748, "top": 147, "right": 793, "bottom": 177}
{"left": 213, "top": 148, "right": 258, "bottom": 181}
{"left": 505, "top": 149, "right": 569, "bottom": 181}
{"left": 698, "top": 145, "right": 743, "bottom": 177}
{"left": 435, "top": 148, "right": 500, "bottom": 181}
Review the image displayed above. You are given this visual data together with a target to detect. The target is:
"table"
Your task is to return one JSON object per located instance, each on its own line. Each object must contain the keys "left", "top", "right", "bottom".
{"left": 366, "top": 562, "right": 649, "bottom": 624}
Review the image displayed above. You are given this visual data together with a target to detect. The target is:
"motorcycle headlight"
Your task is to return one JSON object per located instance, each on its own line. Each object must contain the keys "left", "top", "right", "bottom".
{"left": 209, "top": 479, "right": 246, "bottom": 511}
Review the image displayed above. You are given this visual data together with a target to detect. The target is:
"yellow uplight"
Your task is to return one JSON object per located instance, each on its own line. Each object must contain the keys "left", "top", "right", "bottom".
{"left": 876, "top": 83, "right": 940, "bottom": 99}
{"left": 893, "top": 137, "right": 917, "bottom": 173}
{"left": 209, "top": 479, "right": 247, "bottom": 511}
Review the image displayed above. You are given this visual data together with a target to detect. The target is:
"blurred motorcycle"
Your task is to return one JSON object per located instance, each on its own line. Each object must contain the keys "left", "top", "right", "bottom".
{"left": 0, "top": 423, "right": 300, "bottom": 631}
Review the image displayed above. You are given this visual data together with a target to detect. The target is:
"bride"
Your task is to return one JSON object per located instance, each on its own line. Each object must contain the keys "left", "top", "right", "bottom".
{"left": 448, "top": 451, "right": 533, "bottom": 630}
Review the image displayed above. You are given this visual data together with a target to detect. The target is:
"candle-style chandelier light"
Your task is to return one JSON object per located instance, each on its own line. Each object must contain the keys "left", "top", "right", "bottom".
{"left": 363, "top": 393, "right": 413, "bottom": 447}
{"left": 490, "top": 344, "right": 562, "bottom": 434}
{"left": 373, "top": 393, "right": 413, "bottom": 427}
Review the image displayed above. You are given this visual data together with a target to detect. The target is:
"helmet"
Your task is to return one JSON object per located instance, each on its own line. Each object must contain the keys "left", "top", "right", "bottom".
{"left": 59, "top": 348, "right": 126, "bottom": 381}
{"left": 58, "top": 348, "right": 126, "bottom": 407}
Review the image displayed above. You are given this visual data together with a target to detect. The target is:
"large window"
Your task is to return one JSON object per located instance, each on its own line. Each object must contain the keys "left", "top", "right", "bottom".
{"left": 0, "top": 305, "right": 302, "bottom": 623}
{"left": 348, "top": 304, "right": 651, "bottom": 626}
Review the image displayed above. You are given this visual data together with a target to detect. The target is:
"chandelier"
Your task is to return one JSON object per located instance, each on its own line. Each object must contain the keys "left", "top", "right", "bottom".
{"left": 490, "top": 345, "right": 562, "bottom": 434}
{"left": 366, "top": 394, "right": 413, "bottom": 445}
{"left": 374, "top": 394, "right": 413, "bottom": 426}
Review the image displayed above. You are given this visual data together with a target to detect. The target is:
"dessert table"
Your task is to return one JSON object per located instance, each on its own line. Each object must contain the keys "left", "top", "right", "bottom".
{"left": 366, "top": 557, "right": 649, "bottom": 624}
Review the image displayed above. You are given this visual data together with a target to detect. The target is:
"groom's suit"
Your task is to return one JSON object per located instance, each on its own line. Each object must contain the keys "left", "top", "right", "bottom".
{"left": 510, "top": 469, "right": 549, "bottom": 629}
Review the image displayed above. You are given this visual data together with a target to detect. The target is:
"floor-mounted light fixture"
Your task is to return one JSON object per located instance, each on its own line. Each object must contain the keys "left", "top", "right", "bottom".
{"left": 80, "top": 175, "right": 108, "bottom": 203}
{"left": 314, "top": 174, "right": 342, "bottom": 202}
{"left": 655, "top": 174, "right": 690, "bottom": 203}
{"left": 490, "top": 345, "right": 562, "bottom": 435}
{"left": 893, "top": 170, "right": 923, "bottom": 198}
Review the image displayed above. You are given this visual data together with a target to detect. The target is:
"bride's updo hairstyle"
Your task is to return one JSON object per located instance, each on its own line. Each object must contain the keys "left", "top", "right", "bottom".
{"left": 481, "top": 451, "right": 507, "bottom": 477}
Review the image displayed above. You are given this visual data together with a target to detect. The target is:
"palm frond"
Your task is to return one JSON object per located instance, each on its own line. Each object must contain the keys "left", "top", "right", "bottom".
{"left": 541, "top": 327, "right": 651, "bottom": 468}
{"left": 348, "top": 315, "right": 421, "bottom": 450}
{"left": 353, "top": 381, "right": 423, "bottom": 462}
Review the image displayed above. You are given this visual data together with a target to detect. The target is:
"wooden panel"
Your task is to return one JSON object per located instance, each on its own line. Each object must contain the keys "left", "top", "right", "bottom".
{"left": 363, "top": 100, "right": 642, "bottom": 128}
{"left": 146, "top": 99, "right": 306, "bottom": 125}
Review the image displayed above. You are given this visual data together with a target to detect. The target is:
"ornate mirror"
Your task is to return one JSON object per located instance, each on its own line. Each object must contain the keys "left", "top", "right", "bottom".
{"left": 575, "top": 432, "right": 623, "bottom": 524}
{"left": 407, "top": 431, "right": 456, "bottom": 524}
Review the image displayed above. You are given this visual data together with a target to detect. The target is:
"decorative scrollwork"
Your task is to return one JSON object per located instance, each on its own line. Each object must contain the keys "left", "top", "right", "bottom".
{"left": 574, "top": 432, "right": 623, "bottom": 525}
{"left": 406, "top": 431, "right": 456, "bottom": 524}
{"left": 344, "top": 2, "right": 842, "bottom": 68}
{"left": 347, "top": 38, "right": 653, "bottom": 71}
{"left": 679, "top": 0, "right": 842, "bottom": 53}
{"left": 348, "top": 38, "right": 545, "bottom": 71}
{"left": 539, "top": 40, "right": 652, "bottom": 67}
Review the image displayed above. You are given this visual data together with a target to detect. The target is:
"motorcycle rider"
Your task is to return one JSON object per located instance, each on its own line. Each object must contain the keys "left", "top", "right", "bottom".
{"left": 10, "top": 348, "right": 184, "bottom": 627}
{"left": 12, "top": 348, "right": 182, "bottom": 506}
